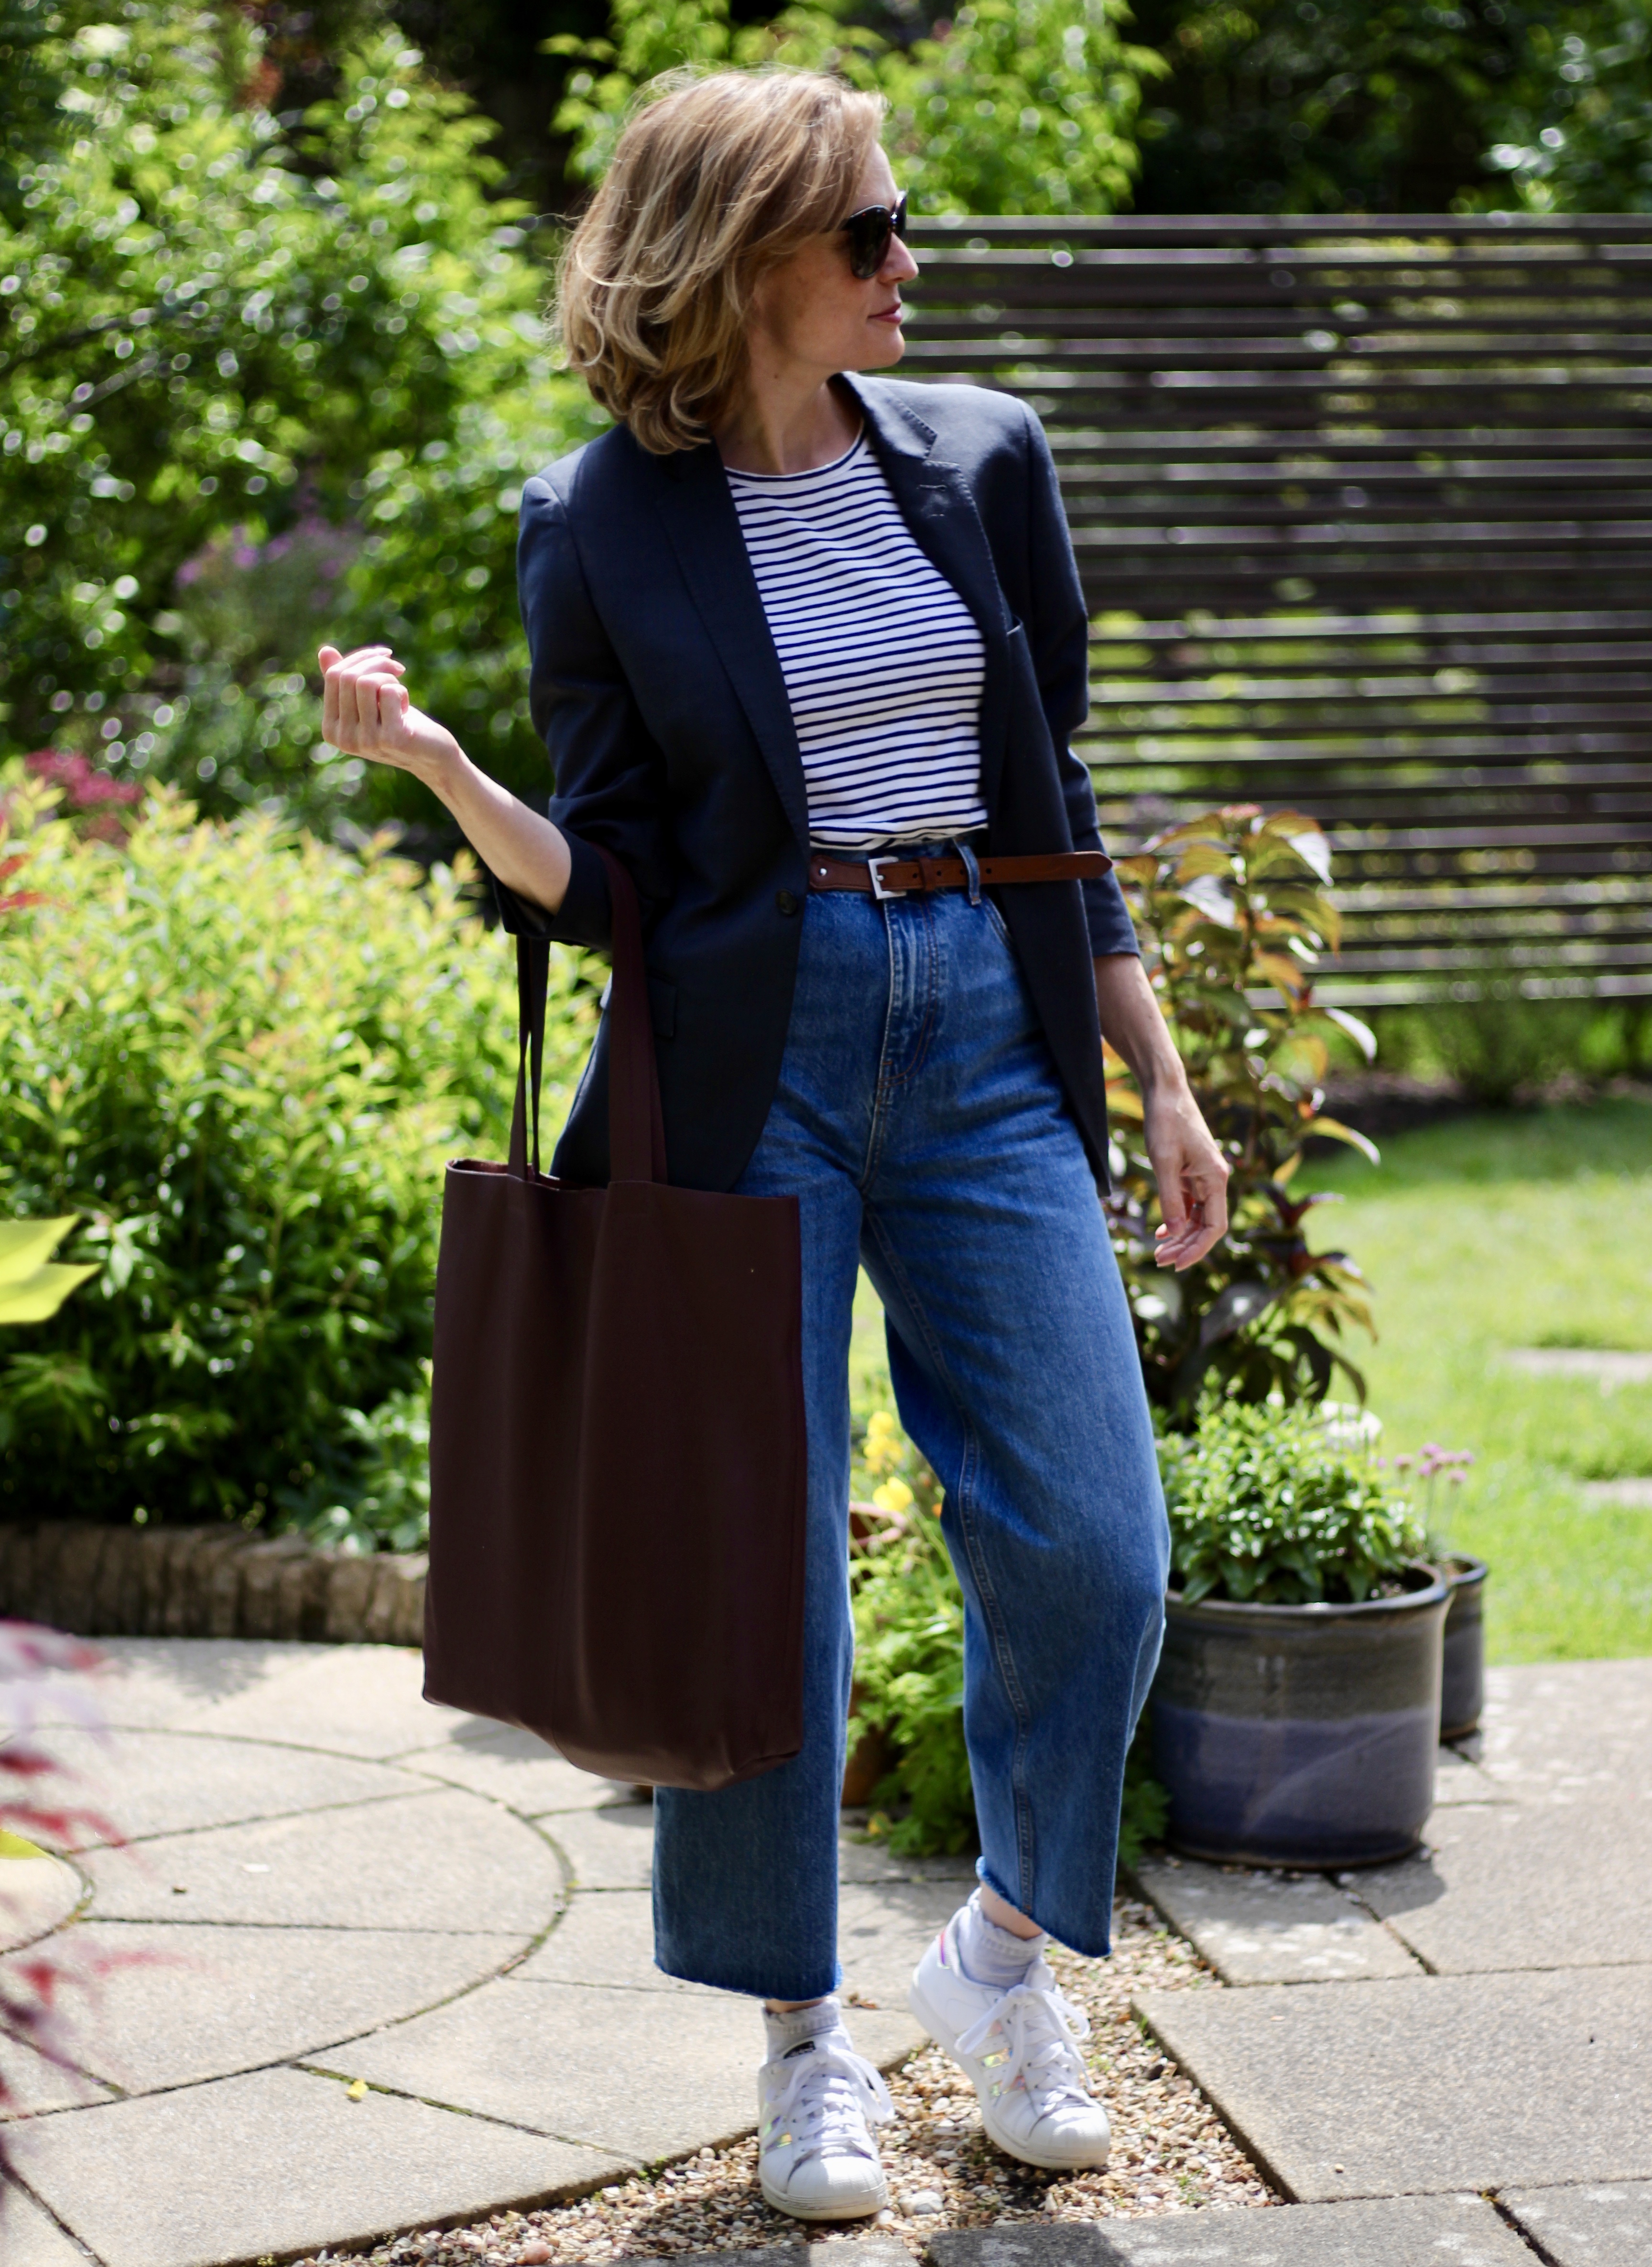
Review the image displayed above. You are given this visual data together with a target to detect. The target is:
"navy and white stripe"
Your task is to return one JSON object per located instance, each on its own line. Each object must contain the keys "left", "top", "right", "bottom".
{"left": 727, "top": 430, "right": 987, "bottom": 851}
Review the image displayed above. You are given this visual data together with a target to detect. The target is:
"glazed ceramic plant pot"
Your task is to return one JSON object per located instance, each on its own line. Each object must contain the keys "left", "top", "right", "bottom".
{"left": 1149, "top": 1562, "right": 1451, "bottom": 1869}
{"left": 1440, "top": 1554, "right": 1488, "bottom": 1741}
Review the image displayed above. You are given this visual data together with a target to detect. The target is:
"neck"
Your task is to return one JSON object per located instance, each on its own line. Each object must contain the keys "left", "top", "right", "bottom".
{"left": 713, "top": 368, "right": 861, "bottom": 477}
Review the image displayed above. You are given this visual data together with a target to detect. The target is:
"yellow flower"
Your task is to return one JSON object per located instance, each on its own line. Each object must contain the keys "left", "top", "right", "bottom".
{"left": 864, "top": 1410, "right": 903, "bottom": 1475}
{"left": 872, "top": 1477, "right": 914, "bottom": 1514}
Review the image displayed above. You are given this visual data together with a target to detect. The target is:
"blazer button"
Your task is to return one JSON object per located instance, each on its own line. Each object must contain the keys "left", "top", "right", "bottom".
{"left": 775, "top": 889, "right": 800, "bottom": 916}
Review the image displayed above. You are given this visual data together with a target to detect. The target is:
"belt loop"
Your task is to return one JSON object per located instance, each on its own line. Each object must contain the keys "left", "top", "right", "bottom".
{"left": 956, "top": 839, "right": 983, "bottom": 908}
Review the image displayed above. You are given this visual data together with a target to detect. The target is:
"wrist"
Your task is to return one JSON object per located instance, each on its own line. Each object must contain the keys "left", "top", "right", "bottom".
{"left": 416, "top": 735, "right": 471, "bottom": 805}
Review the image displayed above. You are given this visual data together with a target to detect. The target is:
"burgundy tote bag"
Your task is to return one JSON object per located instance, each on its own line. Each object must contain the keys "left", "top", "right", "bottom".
{"left": 423, "top": 848, "right": 807, "bottom": 1791}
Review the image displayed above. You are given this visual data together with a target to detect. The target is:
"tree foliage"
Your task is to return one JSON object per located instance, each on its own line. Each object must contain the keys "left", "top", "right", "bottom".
{"left": 1126, "top": 0, "right": 1652, "bottom": 214}
{"left": 550, "top": 0, "right": 1163, "bottom": 216}
{"left": 0, "top": 5, "right": 598, "bottom": 832}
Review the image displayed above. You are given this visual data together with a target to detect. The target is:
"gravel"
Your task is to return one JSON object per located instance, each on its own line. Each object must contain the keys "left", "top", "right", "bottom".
{"left": 294, "top": 1896, "right": 1275, "bottom": 2267}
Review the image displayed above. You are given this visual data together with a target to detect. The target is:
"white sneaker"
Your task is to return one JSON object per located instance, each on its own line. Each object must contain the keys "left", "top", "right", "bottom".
{"left": 909, "top": 1909, "right": 1111, "bottom": 2170}
{"left": 757, "top": 2026, "right": 893, "bottom": 2220}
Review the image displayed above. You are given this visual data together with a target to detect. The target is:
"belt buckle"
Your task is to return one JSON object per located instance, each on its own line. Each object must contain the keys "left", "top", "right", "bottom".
{"left": 867, "top": 856, "right": 907, "bottom": 901}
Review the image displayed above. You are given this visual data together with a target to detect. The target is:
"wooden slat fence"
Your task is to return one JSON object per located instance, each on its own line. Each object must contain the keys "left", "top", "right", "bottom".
{"left": 902, "top": 215, "right": 1652, "bottom": 1005}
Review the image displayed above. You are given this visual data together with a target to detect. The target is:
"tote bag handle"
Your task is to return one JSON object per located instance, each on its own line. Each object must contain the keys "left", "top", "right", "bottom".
{"left": 506, "top": 847, "right": 668, "bottom": 1186}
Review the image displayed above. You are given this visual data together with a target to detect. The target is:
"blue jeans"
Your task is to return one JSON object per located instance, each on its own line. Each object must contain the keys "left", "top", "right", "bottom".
{"left": 652, "top": 879, "right": 1168, "bottom": 2001}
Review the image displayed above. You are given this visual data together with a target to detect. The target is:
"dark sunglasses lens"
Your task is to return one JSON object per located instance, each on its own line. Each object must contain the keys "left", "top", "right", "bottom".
{"left": 846, "top": 211, "right": 891, "bottom": 280}
{"left": 845, "top": 198, "right": 906, "bottom": 280}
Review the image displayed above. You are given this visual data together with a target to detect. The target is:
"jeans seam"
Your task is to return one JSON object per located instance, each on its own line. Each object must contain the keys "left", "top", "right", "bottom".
{"left": 862, "top": 1216, "right": 1039, "bottom": 1913}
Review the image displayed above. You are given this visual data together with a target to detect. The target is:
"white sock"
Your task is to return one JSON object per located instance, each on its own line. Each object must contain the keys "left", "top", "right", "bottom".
{"left": 955, "top": 1888, "right": 1047, "bottom": 1988}
{"left": 763, "top": 1993, "right": 849, "bottom": 2062}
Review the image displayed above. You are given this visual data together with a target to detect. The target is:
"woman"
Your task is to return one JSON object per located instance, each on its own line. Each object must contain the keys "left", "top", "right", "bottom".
{"left": 319, "top": 67, "right": 1228, "bottom": 2226}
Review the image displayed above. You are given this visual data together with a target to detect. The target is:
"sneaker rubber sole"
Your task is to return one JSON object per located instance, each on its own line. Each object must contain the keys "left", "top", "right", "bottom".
{"left": 907, "top": 1975, "right": 1110, "bottom": 2173}
{"left": 758, "top": 2170, "right": 889, "bottom": 2221}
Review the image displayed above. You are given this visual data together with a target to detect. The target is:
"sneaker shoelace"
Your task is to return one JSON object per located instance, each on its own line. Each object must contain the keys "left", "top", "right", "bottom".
{"left": 763, "top": 2040, "right": 894, "bottom": 2169}
{"left": 955, "top": 1970, "right": 1095, "bottom": 2117}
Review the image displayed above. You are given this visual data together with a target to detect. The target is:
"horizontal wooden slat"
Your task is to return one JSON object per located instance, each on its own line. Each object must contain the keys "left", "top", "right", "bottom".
{"left": 901, "top": 217, "right": 1652, "bottom": 998}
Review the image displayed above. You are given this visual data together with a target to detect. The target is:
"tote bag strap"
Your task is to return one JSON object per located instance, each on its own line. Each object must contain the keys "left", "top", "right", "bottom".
{"left": 504, "top": 851, "right": 667, "bottom": 1186}
{"left": 507, "top": 935, "right": 551, "bottom": 1179}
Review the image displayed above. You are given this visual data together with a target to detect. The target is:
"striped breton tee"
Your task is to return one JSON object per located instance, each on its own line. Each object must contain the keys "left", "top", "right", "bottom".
{"left": 725, "top": 427, "right": 988, "bottom": 851}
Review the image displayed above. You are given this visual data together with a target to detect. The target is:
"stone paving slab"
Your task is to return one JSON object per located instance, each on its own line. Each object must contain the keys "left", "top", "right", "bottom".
{"left": 163, "top": 1638, "right": 467, "bottom": 1757}
{"left": 1131, "top": 1860, "right": 1421, "bottom": 1985}
{"left": 78, "top": 1785, "right": 562, "bottom": 1931}
{"left": 1428, "top": 1746, "right": 1511, "bottom": 1805}
{"left": 836, "top": 1879, "right": 967, "bottom": 2008}
{"left": 11, "top": 2064, "right": 623, "bottom": 2267}
{"left": 540, "top": 1800, "right": 663, "bottom": 1890}
{"left": 35, "top": 1725, "right": 423, "bottom": 1847}
{"left": 337, "top": 1974, "right": 768, "bottom": 2162}
{"left": 1503, "top": 2181, "right": 1652, "bottom": 2265}
{"left": 50, "top": 1920, "right": 533, "bottom": 2094}
{"left": 0, "top": 1849, "right": 83, "bottom": 1950}
{"left": 1358, "top": 1798, "right": 1652, "bottom": 1973}
{"left": 516, "top": 1889, "right": 722, "bottom": 1993}
{"left": 0, "top": 2031, "right": 116, "bottom": 2118}
{"left": 24, "top": 1636, "right": 337, "bottom": 1731}
{"left": 1478, "top": 1660, "right": 1652, "bottom": 1803}
{"left": 4, "top": 2181, "right": 92, "bottom": 2267}
{"left": 924, "top": 2193, "right": 1533, "bottom": 2263}
{"left": 1136, "top": 1965, "right": 1652, "bottom": 2199}
{"left": 401, "top": 1723, "right": 642, "bottom": 1814}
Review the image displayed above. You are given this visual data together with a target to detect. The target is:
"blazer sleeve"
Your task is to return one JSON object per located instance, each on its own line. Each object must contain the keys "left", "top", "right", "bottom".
{"left": 487, "top": 473, "right": 673, "bottom": 949}
{"left": 1021, "top": 402, "right": 1140, "bottom": 959}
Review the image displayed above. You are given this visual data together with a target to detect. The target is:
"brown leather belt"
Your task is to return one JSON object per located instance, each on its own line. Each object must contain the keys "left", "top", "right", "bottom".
{"left": 808, "top": 850, "right": 1112, "bottom": 900}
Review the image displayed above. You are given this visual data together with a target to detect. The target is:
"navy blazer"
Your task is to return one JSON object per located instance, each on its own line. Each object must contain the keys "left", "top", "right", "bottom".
{"left": 496, "top": 372, "right": 1138, "bottom": 1193}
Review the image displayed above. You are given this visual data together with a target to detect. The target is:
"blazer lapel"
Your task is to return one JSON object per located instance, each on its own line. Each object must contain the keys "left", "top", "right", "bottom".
{"left": 845, "top": 377, "right": 1015, "bottom": 816}
{"left": 650, "top": 442, "right": 811, "bottom": 856}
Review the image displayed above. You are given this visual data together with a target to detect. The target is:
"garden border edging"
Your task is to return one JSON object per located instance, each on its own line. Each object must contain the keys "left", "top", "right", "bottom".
{"left": 0, "top": 1520, "right": 425, "bottom": 1645}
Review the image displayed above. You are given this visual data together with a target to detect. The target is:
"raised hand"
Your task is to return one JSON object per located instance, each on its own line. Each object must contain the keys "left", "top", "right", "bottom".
{"left": 317, "top": 643, "right": 462, "bottom": 784}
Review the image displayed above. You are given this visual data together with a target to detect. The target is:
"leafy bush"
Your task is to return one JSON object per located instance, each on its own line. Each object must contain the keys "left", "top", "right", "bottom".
{"left": 551, "top": 0, "right": 1163, "bottom": 216}
{"left": 1160, "top": 1398, "right": 1424, "bottom": 1607}
{"left": 1371, "top": 985, "right": 1652, "bottom": 1106}
{"left": 849, "top": 1410, "right": 1166, "bottom": 1868}
{"left": 1106, "top": 805, "right": 1379, "bottom": 1420}
{"left": 0, "top": 772, "right": 595, "bottom": 1530}
{"left": 0, "top": 7, "right": 601, "bottom": 833}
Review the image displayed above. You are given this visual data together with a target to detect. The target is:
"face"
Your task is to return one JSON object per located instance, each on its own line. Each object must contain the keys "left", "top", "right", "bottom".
{"left": 746, "top": 145, "right": 919, "bottom": 382}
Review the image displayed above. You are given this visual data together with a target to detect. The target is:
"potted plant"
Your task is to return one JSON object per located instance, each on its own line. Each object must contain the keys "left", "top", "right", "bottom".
{"left": 1150, "top": 1399, "right": 1450, "bottom": 1869}
{"left": 1393, "top": 1443, "right": 1484, "bottom": 1743}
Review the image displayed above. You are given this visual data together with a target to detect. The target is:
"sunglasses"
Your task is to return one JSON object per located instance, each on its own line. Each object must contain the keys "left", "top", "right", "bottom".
{"left": 838, "top": 193, "right": 909, "bottom": 281}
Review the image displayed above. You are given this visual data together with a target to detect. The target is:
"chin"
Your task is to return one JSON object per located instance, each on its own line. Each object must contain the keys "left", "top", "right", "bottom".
{"left": 855, "top": 329, "right": 907, "bottom": 372}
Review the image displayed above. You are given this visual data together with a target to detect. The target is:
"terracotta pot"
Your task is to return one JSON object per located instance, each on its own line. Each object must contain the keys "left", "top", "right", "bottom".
{"left": 1149, "top": 1562, "right": 1450, "bottom": 1869}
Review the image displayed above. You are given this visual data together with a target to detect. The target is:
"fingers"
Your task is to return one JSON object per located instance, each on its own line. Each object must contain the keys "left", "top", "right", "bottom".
{"left": 318, "top": 644, "right": 409, "bottom": 754}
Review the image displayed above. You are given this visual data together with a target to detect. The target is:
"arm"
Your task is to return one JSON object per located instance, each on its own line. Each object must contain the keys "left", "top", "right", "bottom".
{"left": 317, "top": 643, "right": 573, "bottom": 913}
{"left": 1095, "top": 953, "right": 1229, "bottom": 1270}
{"left": 319, "top": 471, "right": 671, "bottom": 948}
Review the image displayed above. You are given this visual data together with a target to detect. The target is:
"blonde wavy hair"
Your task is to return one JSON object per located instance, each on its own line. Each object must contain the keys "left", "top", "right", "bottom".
{"left": 556, "top": 70, "right": 885, "bottom": 455}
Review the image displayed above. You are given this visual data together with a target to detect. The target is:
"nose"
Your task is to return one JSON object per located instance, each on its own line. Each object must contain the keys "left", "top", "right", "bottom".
{"left": 883, "top": 232, "right": 919, "bottom": 286}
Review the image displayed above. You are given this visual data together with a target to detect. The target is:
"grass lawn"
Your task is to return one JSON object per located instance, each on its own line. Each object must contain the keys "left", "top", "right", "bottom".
{"left": 1295, "top": 1095, "right": 1652, "bottom": 1664}
{"left": 851, "top": 1095, "right": 1652, "bottom": 1666}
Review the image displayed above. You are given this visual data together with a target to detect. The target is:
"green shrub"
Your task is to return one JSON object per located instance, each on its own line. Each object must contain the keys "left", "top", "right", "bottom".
{"left": 0, "top": 773, "right": 594, "bottom": 1529}
{"left": 1161, "top": 1398, "right": 1424, "bottom": 1607}
{"left": 1, "top": 8, "right": 602, "bottom": 834}
{"left": 849, "top": 1410, "right": 1167, "bottom": 1869}
{"left": 1372, "top": 989, "right": 1652, "bottom": 1106}
{"left": 551, "top": 0, "right": 1163, "bottom": 217}
{"left": 1106, "top": 806, "right": 1380, "bottom": 1419}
